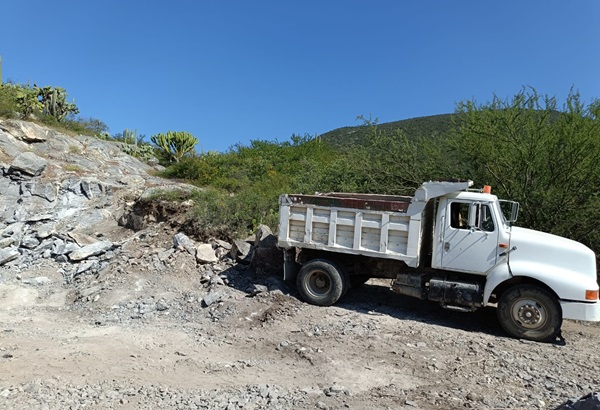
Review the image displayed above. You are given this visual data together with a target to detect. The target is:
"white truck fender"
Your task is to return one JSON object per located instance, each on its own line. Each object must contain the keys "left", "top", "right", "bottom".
{"left": 484, "top": 261, "right": 599, "bottom": 305}
{"left": 483, "top": 264, "right": 511, "bottom": 305}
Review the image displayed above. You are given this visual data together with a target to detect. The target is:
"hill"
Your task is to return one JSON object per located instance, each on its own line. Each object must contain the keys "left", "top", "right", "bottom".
{"left": 319, "top": 113, "right": 456, "bottom": 148}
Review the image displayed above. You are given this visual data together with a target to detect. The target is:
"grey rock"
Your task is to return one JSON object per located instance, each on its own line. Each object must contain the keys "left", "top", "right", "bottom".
{"left": 34, "top": 223, "right": 56, "bottom": 239}
{"left": 173, "top": 232, "right": 196, "bottom": 255}
{"left": 230, "top": 239, "right": 253, "bottom": 264}
{"left": 196, "top": 243, "right": 218, "bottom": 263}
{"left": 22, "top": 276, "right": 52, "bottom": 286}
{"left": 0, "top": 237, "right": 14, "bottom": 248}
{"left": 158, "top": 248, "right": 174, "bottom": 262}
{"left": 211, "top": 238, "right": 232, "bottom": 250}
{"left": 9, "top": 151, "right": 47, "bottom": 176}
{"left": 52, "top": 239, "right": 81, "bottom": 256}
{"left": 0, "top": 119, "right": 54, "bottom": 143}
{"left": 21, "top": 236, "right": 40, "bottom": 249}
{"left": 2, "top": 222, "right": 25, "bottom": 239}
{"left": 24, "top": 212, "right": 54, "bottom": 222}
{"left": 156, "top": 301, "right": 169, "bottom": 311}
{"left": 203, "top": 291, "right": 223, "bottom": 307}
{"left": 69, "top": 240, "right": 112, "bottom": 261}
{"left": 0, "top": 248, "right": 20, "bottom": 265}
{"left": 23, "top": 181, "right": 57, "bottom": 202}
{"left": 68, "top": 232, "right": 99, "bottom": 246}
{"left": 80, "top": 180, "right": 93, "bottom": 199}
{"left": 76, "top": 261, "right": 96, "bottom": 275}
{"left": 209, "top": 274, "right": 225, "bottom": 286}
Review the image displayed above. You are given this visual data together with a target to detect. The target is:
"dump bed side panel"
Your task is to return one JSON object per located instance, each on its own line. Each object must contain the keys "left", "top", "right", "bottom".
{"left": 278, "top": 194, "right": 421, "bottom": 266}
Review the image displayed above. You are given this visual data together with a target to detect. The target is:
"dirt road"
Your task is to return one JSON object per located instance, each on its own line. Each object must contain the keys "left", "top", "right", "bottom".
{"left": 1, "top": 253, "right": 598, "bottom": 409}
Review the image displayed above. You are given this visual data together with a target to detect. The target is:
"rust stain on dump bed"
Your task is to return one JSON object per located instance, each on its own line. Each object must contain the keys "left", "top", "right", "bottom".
{"left": 287, "top": 193, "right": 411, "bottom": 213}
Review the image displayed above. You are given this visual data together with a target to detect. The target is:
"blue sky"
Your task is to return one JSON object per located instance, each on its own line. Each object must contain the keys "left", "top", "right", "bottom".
{"left": 1, "top": 1, "right": 599, "bottom": 152}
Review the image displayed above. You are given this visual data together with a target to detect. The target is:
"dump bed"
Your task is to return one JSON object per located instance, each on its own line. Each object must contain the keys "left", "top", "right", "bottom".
{"left": 278, "top": 192, "right": 418, "bottom": 263}
{"left": 277, "top": 181, "right": 472, "bottom": 268}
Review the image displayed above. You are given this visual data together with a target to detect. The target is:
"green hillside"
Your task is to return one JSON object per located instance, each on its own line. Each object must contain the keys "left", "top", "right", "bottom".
{"left": 319, "top": 114, "right": 456, "bottom": 148}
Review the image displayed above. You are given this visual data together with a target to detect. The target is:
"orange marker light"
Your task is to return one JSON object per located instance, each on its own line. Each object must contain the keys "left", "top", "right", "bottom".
{"left": 483, "top": 185, "right": 492, "bottom": 194}
{"left": 585, "top": 290, "right": 599, "bottom": 301}
{"left": 499, "top": 243, "right": 509, "bottom": 248}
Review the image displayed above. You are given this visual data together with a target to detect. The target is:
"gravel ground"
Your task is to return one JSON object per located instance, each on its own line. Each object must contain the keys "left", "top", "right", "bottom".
{"left": 1, "top": 228, "right": 599, "bottom": 410}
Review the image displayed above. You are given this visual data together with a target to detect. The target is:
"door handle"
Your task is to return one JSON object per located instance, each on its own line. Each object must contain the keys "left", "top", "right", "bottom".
{"left": 444, "top": 242, "right": 450, "bottom": 252}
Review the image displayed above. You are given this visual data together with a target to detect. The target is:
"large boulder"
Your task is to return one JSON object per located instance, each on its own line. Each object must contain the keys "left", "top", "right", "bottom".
{"left": 68, "top": 240, "right": 113, "bottom": 261}
{"left": 196, "top": 243, "right": 218, "bottom": 263}
{"left": 9, "top": 152, "right": 47, "bottom": 176}
{"left": 230, "top": 239, "right": 252, "bottom": 264}
{"left": 0, "top": 120, "right": 54, "bottom": 143}
{"left": 250, "top": 225, "right": 283, "bottom": 276}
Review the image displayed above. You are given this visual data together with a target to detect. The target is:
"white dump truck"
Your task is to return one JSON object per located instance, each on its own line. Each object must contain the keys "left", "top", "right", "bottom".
{"left": 277, "top": 180, "right": 600, "bottom": 341}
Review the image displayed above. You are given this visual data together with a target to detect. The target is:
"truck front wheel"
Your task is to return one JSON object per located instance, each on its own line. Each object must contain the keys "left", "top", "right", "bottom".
{"left": 497, "top": 285, "right": 562, "bottom": 342}
{"left": 297, "top": 259, "right": 347, "bottom": 306}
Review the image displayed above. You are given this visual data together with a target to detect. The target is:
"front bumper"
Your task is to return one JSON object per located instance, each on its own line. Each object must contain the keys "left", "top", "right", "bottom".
{"left": 561, "top": 300, "right": 600, "bottom": 321}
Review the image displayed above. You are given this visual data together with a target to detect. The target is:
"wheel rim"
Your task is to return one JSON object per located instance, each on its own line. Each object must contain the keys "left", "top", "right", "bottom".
{"left": 511, "top": 298, "right": 547, "bottom": 329}
{"left": 306, "top": 270, "right": 331, "bottom": 296}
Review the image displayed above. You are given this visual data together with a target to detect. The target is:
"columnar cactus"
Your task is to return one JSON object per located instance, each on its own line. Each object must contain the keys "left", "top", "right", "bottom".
{"left": 150, "top": 131, "right": 198, "bottom": 163}
{"left": 37, "top": 86, "right": 79, "bottom": 122}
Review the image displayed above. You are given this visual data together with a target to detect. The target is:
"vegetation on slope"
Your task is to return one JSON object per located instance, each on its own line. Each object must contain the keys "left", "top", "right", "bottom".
{"left": 3, "top": 79, "right": 599, "bottom": 257}
{"left": 159, "top": 88, "right": 600, "bottom": 260}
{"left": 320, "top": 113, "right": 456, "bottom": 150}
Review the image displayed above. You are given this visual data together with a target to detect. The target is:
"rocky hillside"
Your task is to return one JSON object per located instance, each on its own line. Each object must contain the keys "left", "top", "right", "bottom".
{"left": 0, "top": 119, "right": 163, "bottom": 265}
{"left": 0, "top": 119, "right": 262, "bottom": 271}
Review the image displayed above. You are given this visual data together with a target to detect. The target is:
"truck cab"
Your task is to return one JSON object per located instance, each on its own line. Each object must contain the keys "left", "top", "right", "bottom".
{"left": 433, "top": 191, "right": 510, "bottom": 274}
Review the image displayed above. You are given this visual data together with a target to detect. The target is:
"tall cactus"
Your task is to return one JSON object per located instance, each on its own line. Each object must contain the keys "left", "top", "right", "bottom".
{"left": 122, "top": 128, "right": 138, "bottom": 145}
{"left": 37, "top": 85, "right": 79, "bottom": 122}
{"left": 150, "top": 131, "right": 198, "bottom": 163}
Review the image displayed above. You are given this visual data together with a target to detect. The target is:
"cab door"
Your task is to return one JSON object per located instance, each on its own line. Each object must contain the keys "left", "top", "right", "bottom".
{"left": 440, "top": 201, "right": 499, "bottom": 274}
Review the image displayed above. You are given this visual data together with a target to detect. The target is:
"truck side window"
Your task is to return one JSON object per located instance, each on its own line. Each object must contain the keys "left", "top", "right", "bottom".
{"left": 450, "top": 202, "right": 470, "bottom": 229}
{"left": 479, "top": 204, "right": 495, "bottom": 232}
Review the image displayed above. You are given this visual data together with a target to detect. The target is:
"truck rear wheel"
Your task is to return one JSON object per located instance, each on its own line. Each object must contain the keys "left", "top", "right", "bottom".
{"left": 497, "top": 285, "right": 562, "bottom": 342}
{"left": 297, "top": 259, "right": 347, "bottom": 306}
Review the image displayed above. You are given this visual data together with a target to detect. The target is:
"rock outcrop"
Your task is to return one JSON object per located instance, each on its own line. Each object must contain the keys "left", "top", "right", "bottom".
{"left": 0, "top": 119, "right": 191, "bottom": 272}
{"left": 0, "top": 119, "right": 285, "bottom": 282}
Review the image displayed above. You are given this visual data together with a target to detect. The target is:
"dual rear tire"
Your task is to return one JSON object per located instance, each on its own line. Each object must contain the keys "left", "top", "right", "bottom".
{"left": 296, "top": 259, "right": 348, "bottom": 306}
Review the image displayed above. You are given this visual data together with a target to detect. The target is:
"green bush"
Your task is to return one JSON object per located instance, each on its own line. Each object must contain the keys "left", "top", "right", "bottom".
{"left": 0, "top": 83, "right": 20, "bottom": 118}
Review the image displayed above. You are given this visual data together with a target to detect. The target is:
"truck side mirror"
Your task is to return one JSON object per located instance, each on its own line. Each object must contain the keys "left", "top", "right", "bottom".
{"left": 468, "top": 203, "right": 479, "bottom": 228}
{"left": 510, "top": 202, "right": 519, "bottom": 223}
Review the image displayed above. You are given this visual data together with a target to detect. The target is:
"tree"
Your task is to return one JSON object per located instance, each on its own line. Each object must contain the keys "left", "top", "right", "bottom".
{"left": 453, "top": 88, "right": 600, "bottom": 252}
{"left": 150, "top": 131, "right": 198, "bottom": 163}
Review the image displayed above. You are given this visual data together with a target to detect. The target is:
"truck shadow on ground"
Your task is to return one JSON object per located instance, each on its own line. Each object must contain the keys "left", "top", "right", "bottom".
{"left": 335, "top": 280, "right": 510, "bottom": 340}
